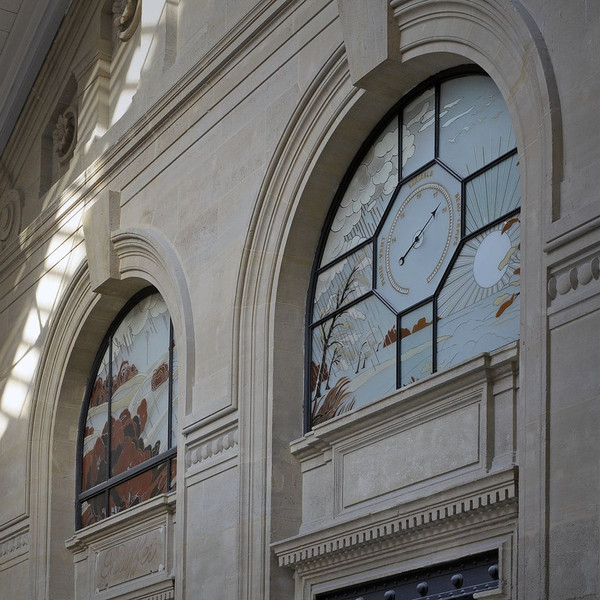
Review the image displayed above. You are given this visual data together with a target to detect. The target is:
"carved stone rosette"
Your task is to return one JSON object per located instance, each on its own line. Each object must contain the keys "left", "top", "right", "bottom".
{"left": 52, "top": 107, "right": 77, "bottom": 164}
{"left": 0, "top": 188, "right": 22, "bottom": 249}
{"left": 112, "top": 0, "right": 142, "bottom": 41}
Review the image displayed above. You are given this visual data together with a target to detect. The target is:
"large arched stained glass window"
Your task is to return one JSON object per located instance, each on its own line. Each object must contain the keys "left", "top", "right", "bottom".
{"left": 77, "top": 288, "right": 178, "bottom": 528}
{"left": 308, "top": 70, "right": 520, "bottom": 428}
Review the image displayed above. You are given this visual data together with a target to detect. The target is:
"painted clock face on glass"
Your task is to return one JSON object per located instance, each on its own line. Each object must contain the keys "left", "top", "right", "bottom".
{"left": 309, "top": 72, "right": 521, "bottom": 428}
{"left": 377, "top": 165, "right": 461, "bottom": 312}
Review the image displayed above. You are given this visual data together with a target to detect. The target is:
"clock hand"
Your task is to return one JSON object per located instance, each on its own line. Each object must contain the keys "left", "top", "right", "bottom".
{"left": 398, "top": 203, "right": 441, "bottom": 266}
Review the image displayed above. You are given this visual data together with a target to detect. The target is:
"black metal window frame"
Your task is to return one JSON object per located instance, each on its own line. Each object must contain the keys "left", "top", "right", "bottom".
{"left": 75, "top": 285, "right": 177, "bottom": 529}
{"left": 305, "top": 65, "right": 520, "bottom": 432}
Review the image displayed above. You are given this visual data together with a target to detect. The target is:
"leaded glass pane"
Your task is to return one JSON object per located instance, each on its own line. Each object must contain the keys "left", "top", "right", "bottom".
{"left": 311, "top": 295, "right": 396, "bottom": 425}
{"left": 78, "top": 289, "right": 177, "bottom": 529}
{"left": 109, "top": 463, "right": 169, "bottom": 516}
{"left": 375, "top": 164, "right": 462, "bottom": 313}
{"left": 170, "top": 457, "right": 177, "bottom": 490}
{"left": 313, "top": 245, "right": 372, "bottom": 323}
{"left": 80, "top": 494, "right": 106, "bottom": 527}
{"left": 439, "top": 75, "right": 515, "bottom": 177}
{"left": 437, "top": 219, "right": 520, "bottom": 369}
{"left": 465, "top": 154, "right": 520, "bottom": 234}
{"left": 110, "top": 293, "right": 170, "bottom": 477}
{"left": 402, "top": 87, "right": 435, "bottom": 178}
{"left": 307, "top": 71, "right": 520, "bottom": 430}
{"left": 81, "top": 347, "right": 109, "bottom": 491}
{"left": 321, "top": 117, "right": 398, "bottom": 266}
{"left": 400, "top": 302, "right": 434, "bottom": 386}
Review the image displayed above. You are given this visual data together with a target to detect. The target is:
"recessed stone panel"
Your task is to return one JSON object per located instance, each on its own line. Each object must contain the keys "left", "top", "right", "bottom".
{"left": 341, "top": 403, "right": 480, "bottom": 508}
{"left": 93, "top": 527, "right": 165, "bottom": 591}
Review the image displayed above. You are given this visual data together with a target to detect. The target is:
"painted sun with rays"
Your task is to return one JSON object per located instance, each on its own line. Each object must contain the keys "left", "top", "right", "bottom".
{"left": 439, "top": 218, "right": 520, "bottom": 318}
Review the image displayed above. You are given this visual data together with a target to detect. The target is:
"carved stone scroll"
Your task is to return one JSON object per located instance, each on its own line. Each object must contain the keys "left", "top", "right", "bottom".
{"left": 0, "top": 188, "right": 22, "bottom": 249}
{"left": 112, "top": 0, "right": 142, "bottom": 41}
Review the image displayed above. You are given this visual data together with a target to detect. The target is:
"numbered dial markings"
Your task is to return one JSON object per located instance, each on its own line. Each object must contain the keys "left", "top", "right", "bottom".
{"left": 376, "top": 167, "right": 461, "bottom": 312}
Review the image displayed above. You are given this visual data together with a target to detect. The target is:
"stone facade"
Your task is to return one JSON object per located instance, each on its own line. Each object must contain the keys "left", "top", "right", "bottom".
{"left": 0, "top": 1, "right": 598, "bottom": 599}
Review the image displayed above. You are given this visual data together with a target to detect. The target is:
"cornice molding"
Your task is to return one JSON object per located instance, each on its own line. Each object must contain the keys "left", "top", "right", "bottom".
{"left": 273, "top": 469, "right": 517, "bottom": 570}
{"left": 0, "top": 0, "right": 72, "bottom": 157}
{"left": 1, "top": 0, "right": 97, "bottom": 190}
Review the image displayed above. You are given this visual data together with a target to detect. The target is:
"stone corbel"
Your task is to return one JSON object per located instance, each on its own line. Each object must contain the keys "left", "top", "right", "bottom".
{"left": 336, "top": 0, "right": 403, "bottom": 93}
{"left": 82, "top": 190, "right": 122, "bottom": 293}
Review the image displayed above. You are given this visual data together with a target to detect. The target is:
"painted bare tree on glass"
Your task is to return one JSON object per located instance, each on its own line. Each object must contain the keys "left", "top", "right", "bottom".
{"left": 311, "top": 263, "right": 360, "bottom": 424}
{"left": 311, "top": 260, "right": 396, "bottom": 426}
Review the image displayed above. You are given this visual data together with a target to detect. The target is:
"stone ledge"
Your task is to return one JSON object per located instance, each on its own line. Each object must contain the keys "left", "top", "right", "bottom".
{"left": 65, "top": 492, "right": 175, "bottom": 553}
{"left": 272, "top": 467, "right": 517, "bottom": 570}
{"left": 292, "top": 344, "right": 518, "bottom": 461}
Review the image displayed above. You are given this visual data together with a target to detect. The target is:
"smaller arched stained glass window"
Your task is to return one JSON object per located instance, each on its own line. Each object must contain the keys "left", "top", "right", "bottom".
{"left": 308, "top": 69, "right": 520, "bottom": 429}
{"left": 77, "top": 288, "right": 178, "bottom": 528}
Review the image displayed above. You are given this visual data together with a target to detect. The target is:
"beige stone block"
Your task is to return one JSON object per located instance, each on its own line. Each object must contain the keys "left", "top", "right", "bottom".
{"left": 302, "top": 462, "right": 334, "bottom": 524}
{"left": 297, "top": 16, "right": 342, "bottom": 92}
{"left": 341, "top": 403, "right": 480, "bottom": 508}
{"left": 0, "top": 425, "right": 28, "bottom": 524}
{"left": 185, "top": 465, "right": 239, "bottom": 598}
{"left": 0, "top": 556, "right": 29, "bottom": 600}
{"left": 336, "top": 0, "right": 403, "bottom": 92}
{"left": 221, "top": 59, "right": 298, "bottom": 143}
{"left": 82, "top": 189, "right": 121, "bottom": 293}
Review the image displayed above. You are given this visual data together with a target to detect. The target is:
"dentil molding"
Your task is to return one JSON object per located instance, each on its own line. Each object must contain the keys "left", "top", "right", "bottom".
{"left": 140, "top": 591, "right": 174, "bottom": 600}
{"left": 273, "top": 468, "right": 517, "bottom": 571}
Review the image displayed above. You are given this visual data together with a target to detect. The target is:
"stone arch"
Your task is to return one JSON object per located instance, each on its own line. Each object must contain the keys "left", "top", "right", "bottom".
{"left": 235, "top": 1, "right": 561, "bottom": 598}
{"left": 28, "top": 225, "right": 193, "bottom": 600}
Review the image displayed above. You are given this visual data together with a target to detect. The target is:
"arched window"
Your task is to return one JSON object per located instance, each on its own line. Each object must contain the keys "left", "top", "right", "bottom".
{"left": 308, "top": 69, "right": 520, "bottom": 428}
{"left": 77, "top": 287, "right": 178, "bottom": 528}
